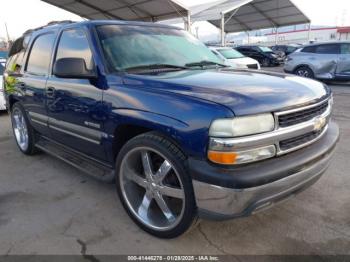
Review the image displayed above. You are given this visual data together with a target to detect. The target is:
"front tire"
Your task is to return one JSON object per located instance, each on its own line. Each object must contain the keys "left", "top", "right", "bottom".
{"left": 115, "top": 132, "right": 197, "bottom": 238}
{"left": 11, "top": 103, "right": 38, "bottom": 155}
{"left": 294, "top": 66, "right": 315, "bottom": 79}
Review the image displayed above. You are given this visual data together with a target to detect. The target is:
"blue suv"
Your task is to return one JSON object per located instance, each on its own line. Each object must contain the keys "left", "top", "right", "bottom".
{"left": 4, "top": 21, "right": 339, "bottom": 238}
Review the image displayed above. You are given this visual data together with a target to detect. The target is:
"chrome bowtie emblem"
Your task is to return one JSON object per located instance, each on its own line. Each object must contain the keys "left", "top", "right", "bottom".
{"left": 314, "top": 116, "right": 326, "bottom": 131}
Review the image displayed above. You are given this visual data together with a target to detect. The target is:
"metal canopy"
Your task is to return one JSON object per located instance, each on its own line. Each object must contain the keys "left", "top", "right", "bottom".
{"left": 191, "top": 0, "right": 310, "bottom": 45}
{"left": 41, "top": 0, "right": 189, "bottom": 22}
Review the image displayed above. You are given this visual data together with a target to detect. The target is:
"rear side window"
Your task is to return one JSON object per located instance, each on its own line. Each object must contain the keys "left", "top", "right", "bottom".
{"left": 315, "top": 44, "right": 340, "bottom": 54}
{"left": 341, "top": 44, "right": 350, "bottom": 54}
{"left": 301, "top": 46, "right": 316, "bottom": 53}
{"left": 26, "top": 33, "right": 56, "bottom": 76}
{"left": 55, "top": 28, "right": 93, "bottom": 70}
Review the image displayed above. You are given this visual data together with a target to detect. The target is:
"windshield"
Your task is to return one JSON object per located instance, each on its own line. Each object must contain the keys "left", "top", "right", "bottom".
{"left": 96, "top": 25, "right": 222, "bottom": 71}
{"left": 259, "top": 46, "right": 273, "bottom": 53}
{"left": 217, "top": 48, "right": 245, "bottom": 59}
{"left": 287, "top": 46, "right": 298, "bottom": 53}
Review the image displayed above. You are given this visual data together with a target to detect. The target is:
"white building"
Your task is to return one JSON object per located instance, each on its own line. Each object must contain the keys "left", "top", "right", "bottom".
{"left": 265, "top": 26, "right": 350, "bottom": 45}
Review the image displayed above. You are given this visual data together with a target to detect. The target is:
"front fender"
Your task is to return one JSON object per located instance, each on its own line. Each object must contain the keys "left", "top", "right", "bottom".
{"left": 103, "top": 108, "right": 208, "bottom": 163}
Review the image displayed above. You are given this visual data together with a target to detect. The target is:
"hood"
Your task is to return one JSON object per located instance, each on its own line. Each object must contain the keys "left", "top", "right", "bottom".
{"left": 124, "top": 69, "right": 330, "bottom": 116}
{"left": 228, "top": 57, "right": 259, "bottom": 66}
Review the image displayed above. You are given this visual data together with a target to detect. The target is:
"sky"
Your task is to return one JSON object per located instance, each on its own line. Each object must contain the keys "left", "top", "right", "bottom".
{"left": 0, "top": 0, "right": 349, "bottom": 40}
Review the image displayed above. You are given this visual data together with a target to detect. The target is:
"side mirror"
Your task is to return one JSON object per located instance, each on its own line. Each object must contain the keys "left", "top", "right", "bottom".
{"left": 53, "top": 58, "right": 97, "bottom": 79}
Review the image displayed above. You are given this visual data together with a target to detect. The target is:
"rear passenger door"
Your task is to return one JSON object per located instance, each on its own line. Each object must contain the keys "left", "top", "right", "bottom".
{"left": 18, "top": 33, "right": 56, "bottom": 137}
{"left": 46, "top": 27, "right": 106, "bottom": 161}
{"left": 336, "top": 43, "right": 350, "bottom": 77}
{"left": 313, "top": 44, "right": 340, "bottom": 76}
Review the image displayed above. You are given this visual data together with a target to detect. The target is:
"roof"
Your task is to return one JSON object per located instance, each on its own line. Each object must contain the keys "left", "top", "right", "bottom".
{"left": 41, "top": 0, "right": 189, "bottom": 22}
{"left": 192, "top": 0, "right": 310, "bottom": 33}
{"left": 22, "top": 20, "right": 182, "bottom": 38}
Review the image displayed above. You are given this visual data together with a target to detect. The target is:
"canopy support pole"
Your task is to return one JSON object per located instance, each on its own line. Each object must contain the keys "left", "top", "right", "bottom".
{"left": 246, "top": 31, "right": 250, "bottom": 44}
{"left": 275, "top": 27, "right": 279, "bottom": 45}
{"left": 308, "top": 23, "right": 312, "bottom": 42}
{"left": 221, "top": 13, "right": 225, "bottom": 46}
{"left": 187, "top": 12, "right": 191, "bottom": 32}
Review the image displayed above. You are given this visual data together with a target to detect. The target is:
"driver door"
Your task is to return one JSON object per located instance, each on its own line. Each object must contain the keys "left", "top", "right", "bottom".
{"left": 46, "top": 27, "right": 107, "bottom": 161}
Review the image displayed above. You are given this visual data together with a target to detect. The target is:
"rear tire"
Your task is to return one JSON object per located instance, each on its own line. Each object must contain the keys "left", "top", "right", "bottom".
{"left": 261, "top": 58, "right": 271, "bottom": 67}
{"left": 11, "top": 103, "right": 38, "bottom": 155}
{"left": 294, "top": 66, "right": 315, "bottom": 79}
{"left": 115, "top": 132, "right": 197, "bottom": 238}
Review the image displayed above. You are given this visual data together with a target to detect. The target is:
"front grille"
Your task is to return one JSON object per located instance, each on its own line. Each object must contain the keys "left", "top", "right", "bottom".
{"left": 278, "top": 101, "right": 329, "bottom": 128}
{"left": 247, "top": 64, "right": 258, "bottom": 69}
{"left": 279, "top": 129, "right": 324, "bottom": 151}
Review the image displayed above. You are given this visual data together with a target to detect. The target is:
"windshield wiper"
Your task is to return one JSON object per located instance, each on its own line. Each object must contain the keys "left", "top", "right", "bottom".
{"left": 124, "top": 64, "right": 188, "bottom": 73}
{"left": 185, "top": 60, "right": 228, "bottom": 68}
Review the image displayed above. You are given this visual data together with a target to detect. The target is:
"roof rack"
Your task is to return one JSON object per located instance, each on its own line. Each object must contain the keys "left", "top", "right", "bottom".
{"left": 23, "top": 20, "right": 75, "bottom": 35}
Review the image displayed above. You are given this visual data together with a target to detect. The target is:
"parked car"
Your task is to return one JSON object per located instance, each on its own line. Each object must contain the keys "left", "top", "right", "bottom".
{"left": 0, "top": 57, "right": 7, "bottom": 111}
{"left": 5, "top": 21, "right": 339, "bottom": 238}
{"left": 209, "top": 46, "right": 260, "bottom": 69}
{"left": 284, "top": 42, "right": 350, "bottom": 80}
{"left": 235, "top": 45, "right": 284, "bottom": 67}
{"left": 271, "top": 44, "right": 300, "bottom": 57}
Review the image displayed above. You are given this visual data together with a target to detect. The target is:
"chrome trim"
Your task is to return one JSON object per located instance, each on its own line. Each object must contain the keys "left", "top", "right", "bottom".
{"left": 275, "top": 98, "right": 330, "bottom": 116}
{"left": 28, "top": 111, "right": 105, "bottom": 145}
{"left": 210, "top": 98, "right": 332, "bottom": 156}
{"left": 277, "top": 125, "right": 328, "bottom": 155}
{"left": 49, "top": 125, "right": 101, "bottom": 145}
{"left": 29, "top": 111, "right": 48, "bottom": 122}
{"left": 31, "top": 119, "right": 48, "bottom": 127}
{"left": 193, "top": 148, "right": 334, "bottom": 218}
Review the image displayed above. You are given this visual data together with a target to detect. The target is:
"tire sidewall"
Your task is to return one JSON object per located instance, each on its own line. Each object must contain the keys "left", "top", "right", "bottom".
{"left": 115, "top": 133, "right": 197, "bottom": 238}
{"left": 262, "top": 58, "right": 271, "bottom": 67}
{"left": 295, "top": 66, "right": 314, "bottom": 79}
{"left": 11, "top": 103, "right": 37, "bottom": 155}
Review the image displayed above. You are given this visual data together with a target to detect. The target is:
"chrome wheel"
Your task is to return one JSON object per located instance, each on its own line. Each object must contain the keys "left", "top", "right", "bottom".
{"left": 120, "top": 147, "right": 185, "bottom": 231}
{"left": 296, "top": 67, "right": 313, "bottom": 78}
{"left": 12, "top": 108, "right": 29, "bottom": 151}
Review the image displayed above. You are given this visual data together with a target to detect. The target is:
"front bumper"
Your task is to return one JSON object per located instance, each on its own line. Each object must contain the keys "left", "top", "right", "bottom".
{"left": 190, "top": 122, "right": 339, "bottom": 220}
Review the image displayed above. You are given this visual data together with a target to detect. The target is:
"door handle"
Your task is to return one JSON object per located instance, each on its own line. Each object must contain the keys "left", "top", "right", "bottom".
{"left": 16, "top": 82, "right": 26, "bottom": 90}
{"left": 46, "top": 87, "right": 56, "bottom": 98}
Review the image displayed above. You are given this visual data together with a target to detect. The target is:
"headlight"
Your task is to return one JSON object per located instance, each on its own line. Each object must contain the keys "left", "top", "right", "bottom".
{"left": 208, "top": 114, "right": 276, "bottom": 165}
{"left": 209, "top": 114, "right": 275, "bottom": 137}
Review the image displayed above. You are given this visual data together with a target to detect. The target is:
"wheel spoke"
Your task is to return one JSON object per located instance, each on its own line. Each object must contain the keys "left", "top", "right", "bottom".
{"left": 157, "top": 185, "right": 184, "bottom": 199}
{"left": 141, "top": 151, "right": 153, "bottom": 180}
{"left": 125, "top": 166, "right": 148, "bottom": 188}
{"left": 154, "top": 160, "right": 172, "bottom": 182}
{"left": 154, "top": 193, "right": 175, "bottom": 222}
{"left": 137, "top": 193, "right": 152, "bottom": 219}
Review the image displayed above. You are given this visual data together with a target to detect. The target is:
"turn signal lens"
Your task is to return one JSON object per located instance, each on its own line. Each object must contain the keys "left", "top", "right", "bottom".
{"left": 208, "top": 145, "right": 276, "bottom": 165}
{"left": 208, "top": 151, "right": 238, "bottom": 165}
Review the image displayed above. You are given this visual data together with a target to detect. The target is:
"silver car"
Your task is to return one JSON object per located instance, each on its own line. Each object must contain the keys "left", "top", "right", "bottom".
{"left": 0, "top": 59, "right": 6, "bottom": 111}
{"left": 284, "top": 42, "right": 350, "bottom": 80}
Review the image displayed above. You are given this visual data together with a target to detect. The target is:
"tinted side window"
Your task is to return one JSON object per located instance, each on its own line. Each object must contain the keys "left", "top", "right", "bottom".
{"left": 26, "top": 33, "right": 56, "bottom": 76}
{"left": 341, "top": 44, "right": 350, "bottom": 54}
{"left": 55, "top": 28, "right": 93, "bottom": 70}
{"left": 301, "top": 46, "right": 316, "bottom": 53}
{"left": 315, "top": 44, "right": 340, "bottom": 54}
